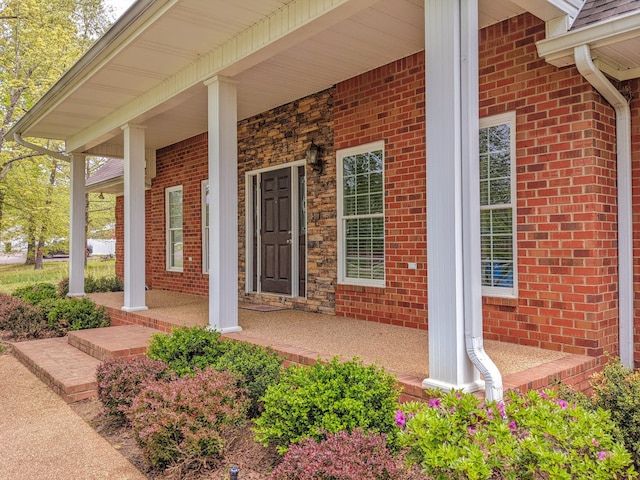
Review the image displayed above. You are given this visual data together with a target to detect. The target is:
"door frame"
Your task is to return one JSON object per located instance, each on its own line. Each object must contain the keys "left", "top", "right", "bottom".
{"left": 245, "top": 160, "right": 306, "bottom": 297}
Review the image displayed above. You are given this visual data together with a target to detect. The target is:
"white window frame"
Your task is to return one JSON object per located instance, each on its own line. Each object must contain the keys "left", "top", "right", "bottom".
{"left": 337, "top": 140, "right": 386, "bottom": 287}
{"left": 480, "top": 112, "right": 517, "bottom": 298}
{"left": 201, "top": 179, "right": 209, "bottom": 274}
{"left": 165, "top": 185, "right": 183, "bottom": 272}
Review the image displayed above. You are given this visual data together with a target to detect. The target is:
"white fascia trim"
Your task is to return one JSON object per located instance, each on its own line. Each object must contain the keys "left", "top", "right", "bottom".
{"left": 5, "top": 0, "right": 176, "bottom": 142}
{"left": 509, "top": 0, "right": 583, "bottom": 23}
{"left": 537, "top": 10, "right": 640, "bottom": 70}
{"left": 546, "top": 0, "right": 584, "bottom": 19}
{"left": 66, "top": 0, "right": 379, "bottom": 153}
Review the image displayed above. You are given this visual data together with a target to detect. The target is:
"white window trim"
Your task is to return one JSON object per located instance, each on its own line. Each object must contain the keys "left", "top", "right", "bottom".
{"left": 165, "top": 185, "right": 183, "bottom": 273}
{"left": 337, "top": 140, "right": 386, "bottom": 288}
{"left": 201, "top": 179, "right": 209, "bottom": 274}
{"left": 480, "top": 111, "right": 517, "bottom": 298}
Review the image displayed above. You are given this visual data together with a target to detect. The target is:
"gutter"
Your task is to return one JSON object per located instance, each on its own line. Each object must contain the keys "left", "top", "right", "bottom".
{"left": 574, "top": 44, "right": 634, "bottom": 369}
{"left": 13, "top": 133, "right": 68, "bottom": 161}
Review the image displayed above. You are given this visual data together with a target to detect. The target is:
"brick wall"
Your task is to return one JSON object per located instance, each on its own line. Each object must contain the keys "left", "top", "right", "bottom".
{"left": 332, "top": 13, "right": 622, "bottom": 359}
{"left": 632, "top": 78, "right": 640, "bottom": 365}
{"left": 116, "top": 92, "right": 336, "bottom": 311}
{"left": 333, "top": 53, "right": 428, "bottom": 329}
{"left": 479, "top": 14, "right": 619, "bottom": 359}
{"left": 112, "top": 11, "right": 634, "bottom": 361}
{"left": 144, "top": 133, "right": 210, "bottom": 294}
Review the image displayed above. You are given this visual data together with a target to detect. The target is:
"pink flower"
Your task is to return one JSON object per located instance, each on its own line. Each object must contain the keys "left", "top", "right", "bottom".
{"left": 467, "top": 427, "right": 476, "bottom": 435}
{"left": 395, "top": 410, "right": 406, "bottom": 428}
{"left": 539, "top": 391, "right": 548, "bottom": 400}
{"left": 591, "top": 438, "right": 600, "bottom": 447}
{"left": 428, "top": 398, "right": 441, "bottom": 409}
{"left": 598, "top": 451, "right": 611, "bottom": 461}
{"left": 508, "top": 421, "right": 517, "bottom": 431}
{"left": 557, "top": 399, "right": 568, "bottom": 410}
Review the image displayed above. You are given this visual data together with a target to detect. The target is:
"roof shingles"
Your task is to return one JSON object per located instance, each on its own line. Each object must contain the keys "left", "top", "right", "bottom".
{"left": 572, "top": 0, "right": 640, "bottom": 29}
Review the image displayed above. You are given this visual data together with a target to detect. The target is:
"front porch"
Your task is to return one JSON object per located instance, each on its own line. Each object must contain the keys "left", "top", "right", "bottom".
{"left": 90, "top": 290, "right": 598, "bottom": 401}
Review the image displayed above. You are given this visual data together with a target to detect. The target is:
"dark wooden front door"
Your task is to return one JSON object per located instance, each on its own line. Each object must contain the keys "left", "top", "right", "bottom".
{"left": 261, "top": 168, "right": 291, "bottom": 294}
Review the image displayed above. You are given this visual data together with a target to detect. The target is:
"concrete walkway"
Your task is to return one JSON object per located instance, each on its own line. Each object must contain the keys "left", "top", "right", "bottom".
{"left": 0, "top": 354, "right": 145, "bottom": 480}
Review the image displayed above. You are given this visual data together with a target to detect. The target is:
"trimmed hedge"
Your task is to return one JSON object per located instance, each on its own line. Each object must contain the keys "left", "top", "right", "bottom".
{"left": 254, "top": 357, "right": 400, "bottom": 454}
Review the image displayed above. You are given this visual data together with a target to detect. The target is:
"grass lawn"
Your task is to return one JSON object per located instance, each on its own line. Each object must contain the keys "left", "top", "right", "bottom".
{"left": 0, "top": 258, "right": 116, "bottom": 295}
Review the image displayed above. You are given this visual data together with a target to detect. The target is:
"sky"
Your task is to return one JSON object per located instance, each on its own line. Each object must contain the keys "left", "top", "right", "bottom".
{"left": 106, "top": 0, "right": 136, "bottom": 18}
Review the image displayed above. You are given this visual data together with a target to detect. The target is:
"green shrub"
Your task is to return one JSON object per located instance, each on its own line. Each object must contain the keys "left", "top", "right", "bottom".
{"left": 146, "top": 328, "right": 283, "bottom": 418}
{"left": 254, "top": 357, "right": 400, "bottom": 454}
{"left": 96, "top": 357, "right": 170, "bottom": 423}
{"left": 0, "top": 293, "right": 50, "bottom": 338}
{"left": 12, "top": 283, "right": 59, "bottom": 305}
{"left": 57, "top": 277, "right": 70, "bottom": 297}
{"left": 399, "top": 388, "right": 635, "bottom": 479}
{"left": 146, "top": 326, "right": 226, "bottom": 377}
{"left": 128, "top": 368, "right": 248, "bottom": 471}
{"left": 47, "top": 297, "right": 110, "bottom": 334}
{"left": 590, "top": 358, "right": 640, "bottom": 470}
{"left": 93, "top": 275, "right": 123, "bottom": 292}
{"left": 272, "top": 429, "right": 405, "bottom": 480}
{"left": 58, "top": 275, "right": 124, "bottom": 296}
{"left": 212, "top": 340, "right": 283, "bottom": 418}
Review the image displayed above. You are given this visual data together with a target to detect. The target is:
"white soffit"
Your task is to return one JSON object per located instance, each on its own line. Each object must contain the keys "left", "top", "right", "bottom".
{"left": 12, "top": 0, "right": 582, "bottom": 156}
{"left": 537, "top": 10, "right": 640, "bottom": 81}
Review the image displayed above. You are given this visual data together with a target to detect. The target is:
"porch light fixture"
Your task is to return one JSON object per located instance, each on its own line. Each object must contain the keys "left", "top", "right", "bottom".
{"left": 306, "top": 142, "right": 323, "bottom": 173}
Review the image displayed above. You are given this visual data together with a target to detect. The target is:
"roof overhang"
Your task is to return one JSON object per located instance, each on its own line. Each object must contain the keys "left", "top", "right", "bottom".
{"left": 7, "top": 0, "right": 585, "bottom": 163}
{"left": 537, "top": 9, "right": 640, "bottom": 80}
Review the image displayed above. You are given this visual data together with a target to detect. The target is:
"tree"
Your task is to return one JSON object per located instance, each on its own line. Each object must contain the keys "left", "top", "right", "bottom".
{"left": 0, "top": 0, "right": 115, "bottom": 266}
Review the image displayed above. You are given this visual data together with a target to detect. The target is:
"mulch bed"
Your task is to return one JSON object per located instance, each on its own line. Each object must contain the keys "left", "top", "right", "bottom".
{"left": 70, "top": 399, "right": 280, "bottom": 479}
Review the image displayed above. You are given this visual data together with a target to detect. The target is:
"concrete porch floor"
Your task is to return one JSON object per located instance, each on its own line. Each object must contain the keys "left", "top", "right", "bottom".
{"left": 88, "top": 290, "right": 599, "bottom": 398}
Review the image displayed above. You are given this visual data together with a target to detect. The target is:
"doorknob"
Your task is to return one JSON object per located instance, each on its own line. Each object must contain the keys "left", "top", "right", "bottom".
{"left": 286, "top": 239, "right": 292, "bottom": 244}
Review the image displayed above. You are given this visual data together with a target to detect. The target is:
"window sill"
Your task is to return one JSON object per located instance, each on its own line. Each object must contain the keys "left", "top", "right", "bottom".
{"left": 482, "top": 296, "right": 518, "bottom": 308}
{"left": 338, "top": 280, "right": 385, "bottom": 290}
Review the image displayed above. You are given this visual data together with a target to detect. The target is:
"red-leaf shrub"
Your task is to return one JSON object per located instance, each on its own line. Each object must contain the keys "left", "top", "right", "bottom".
{"left": 0, "top": 293, "right": 49, "bottom": 338}
{"left": 96, "top": 356, "right": 170, "bottom": 423}
{"left": 272, "top": 429, "right": 405, "bottom": 480}
{"left": 128, "top": 368, "right": 248, "bottom": 471}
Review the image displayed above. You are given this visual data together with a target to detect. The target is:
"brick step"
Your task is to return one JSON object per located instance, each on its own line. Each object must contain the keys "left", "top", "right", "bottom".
{"left": 68, "top": 325, "right": 161, "bottom": 362}
{"left": 12, "top": 337, "right": 101, "bottom": 403}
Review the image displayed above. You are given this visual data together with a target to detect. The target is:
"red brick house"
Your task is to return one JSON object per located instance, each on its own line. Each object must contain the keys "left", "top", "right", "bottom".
{"left": 7, "top": 0, "right": 640, "bottom": 400}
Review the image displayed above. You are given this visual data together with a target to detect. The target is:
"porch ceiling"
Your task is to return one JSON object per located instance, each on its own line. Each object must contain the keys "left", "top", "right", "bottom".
{"left": 9, "top": 0, "right": 589, "bottom": 157}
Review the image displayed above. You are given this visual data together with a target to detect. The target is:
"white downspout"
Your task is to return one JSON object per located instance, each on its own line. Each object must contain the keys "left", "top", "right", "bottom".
{"left": 13, "top": 133, "right": 68, "bottom": 161}
{"left": 461, "top": 0, "right": 503, "bottom": 402}
{"left": 574, "top": 45, "right": 634, "bottom": 369}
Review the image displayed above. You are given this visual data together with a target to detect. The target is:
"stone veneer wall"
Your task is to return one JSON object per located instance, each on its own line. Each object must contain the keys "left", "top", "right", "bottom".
{"left": 115, "top": 91, "right": 335, "bottom": 311}
{"left": 237, "top": 89, "right": 335, "bottom": 313}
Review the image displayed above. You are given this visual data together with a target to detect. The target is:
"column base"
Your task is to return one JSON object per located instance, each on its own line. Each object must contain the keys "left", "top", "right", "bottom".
{"left": 66, "top": 292, "right": 85, "bottom": 298}
{"left": 121, "top": 305, "right": 149, "bottom": 312}
{"left": 208, "top": 325, "right": 243, "bottom": 334}
{"left": 422, "top": 377, "right": 485, "bottom": 394}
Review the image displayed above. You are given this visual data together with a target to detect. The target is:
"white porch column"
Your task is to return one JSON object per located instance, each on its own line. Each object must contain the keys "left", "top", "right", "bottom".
{"left": 423, "top": 0, "right": 483, "bottom": 392}
{"left": 205, "top": 75, "right": 241, "bottom": 333}
{"left": 122, "top": 124, "right": 148, "bottom": 312}
{"left": 68, "top": 153, "right": 86, "bottom": 297}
